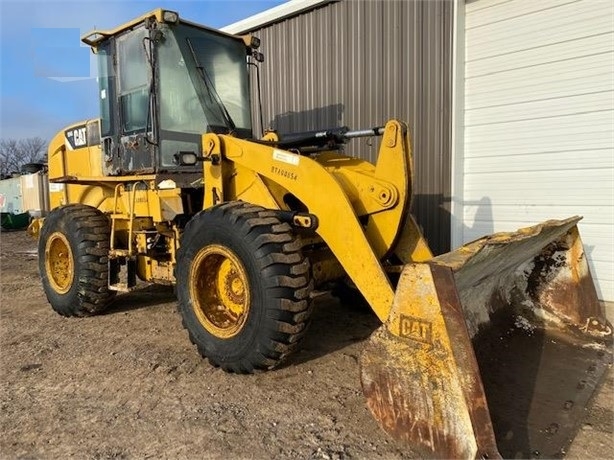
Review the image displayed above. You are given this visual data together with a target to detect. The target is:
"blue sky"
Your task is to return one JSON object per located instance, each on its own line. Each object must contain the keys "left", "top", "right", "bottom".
{"left": 0, "top": 0, "right": 286, "bottom": 140}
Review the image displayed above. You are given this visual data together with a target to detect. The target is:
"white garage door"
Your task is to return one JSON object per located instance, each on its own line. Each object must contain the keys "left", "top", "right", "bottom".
{"left": 460, "top": 0, "right": 614, "bottom": 300}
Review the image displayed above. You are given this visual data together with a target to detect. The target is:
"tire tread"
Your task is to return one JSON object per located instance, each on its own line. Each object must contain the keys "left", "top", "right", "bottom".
{"left": 39, "top": 204, "right": 114, "bottom": 317}
{"left": 177, "top": 201, "right": 313, "bottom": 374}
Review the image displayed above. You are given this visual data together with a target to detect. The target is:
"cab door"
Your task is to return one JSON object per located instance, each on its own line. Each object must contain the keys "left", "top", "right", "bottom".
{"left": 115, "top": 26, "right": 156, "bottom": 174}
{"left": 98, "top": 27, "right": 156, "bottom": 175}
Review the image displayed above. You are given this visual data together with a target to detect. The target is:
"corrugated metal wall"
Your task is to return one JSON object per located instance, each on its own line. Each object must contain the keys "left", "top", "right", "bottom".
{"left": 244, "top": 0, "right": 453, "bottom": 254}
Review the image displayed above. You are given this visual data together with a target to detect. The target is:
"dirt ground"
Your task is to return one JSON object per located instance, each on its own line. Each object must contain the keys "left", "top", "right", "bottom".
{"left": 1, "top": 229, "right": 612, "bottom": 459}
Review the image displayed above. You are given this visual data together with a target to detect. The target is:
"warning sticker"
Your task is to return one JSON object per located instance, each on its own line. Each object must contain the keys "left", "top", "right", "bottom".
{"left": 49, "top": 183, "right": 65, "bottom": 192}
{"left": 272, "top": 149, "right": 300, "bottom": 166}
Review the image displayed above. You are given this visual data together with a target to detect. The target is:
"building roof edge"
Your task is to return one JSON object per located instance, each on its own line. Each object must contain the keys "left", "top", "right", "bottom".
{"left": 221, "top": 0, "right": 334, "bottom": 34}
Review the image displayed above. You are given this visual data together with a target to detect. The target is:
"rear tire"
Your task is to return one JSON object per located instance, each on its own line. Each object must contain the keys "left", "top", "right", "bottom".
{"left": 176, "top": 201, "right": 313, "bottom": 373}
{"left": 38, "top": 204, "right": 115, "bottom": 316}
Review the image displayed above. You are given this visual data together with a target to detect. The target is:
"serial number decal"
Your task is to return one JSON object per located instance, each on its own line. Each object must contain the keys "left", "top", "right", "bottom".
{"left": 399, "top": 314, "right": 433, "bottom": 344}
{"left": 271, "top": 165, "right": 298, "bottom": 181}
{"left": 272, "top": 149, "right": 300, "bottom": 166}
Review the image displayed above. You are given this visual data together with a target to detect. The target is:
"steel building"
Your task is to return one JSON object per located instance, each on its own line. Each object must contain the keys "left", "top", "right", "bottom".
{"left": 223, "top": 0, "right": 614, "bottom": 302}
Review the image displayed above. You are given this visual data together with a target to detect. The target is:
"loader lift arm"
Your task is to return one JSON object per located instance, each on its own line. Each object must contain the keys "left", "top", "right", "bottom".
{"left": 202, "top": 119, "right": 431, "bottom": 322}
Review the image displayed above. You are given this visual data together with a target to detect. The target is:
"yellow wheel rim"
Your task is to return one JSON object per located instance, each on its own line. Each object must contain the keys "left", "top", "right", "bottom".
{"left": 45, "top": 232, "right": 74, "bottom": 294}
{"left": 190, "top": 244, "right": 251, "bottom": 339}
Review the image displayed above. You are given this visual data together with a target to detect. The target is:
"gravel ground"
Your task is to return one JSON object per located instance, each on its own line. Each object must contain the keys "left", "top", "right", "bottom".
{"left": 1, "top": 229, "right": 611, "bottom": 459}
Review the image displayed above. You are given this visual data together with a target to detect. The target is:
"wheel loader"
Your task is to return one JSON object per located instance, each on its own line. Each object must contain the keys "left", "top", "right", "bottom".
{"left": 30, "top": 9, "right": 612, "bottom": 459}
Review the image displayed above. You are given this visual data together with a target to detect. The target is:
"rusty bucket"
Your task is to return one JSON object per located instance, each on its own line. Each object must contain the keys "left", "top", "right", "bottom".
{"left": 361, "top": 217, "right": 612, "bottom": 458}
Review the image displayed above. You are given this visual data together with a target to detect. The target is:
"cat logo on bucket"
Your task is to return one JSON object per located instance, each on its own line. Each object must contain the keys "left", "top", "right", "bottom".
{"left": 399, "top": 315, "right": 432, "bottom": 344}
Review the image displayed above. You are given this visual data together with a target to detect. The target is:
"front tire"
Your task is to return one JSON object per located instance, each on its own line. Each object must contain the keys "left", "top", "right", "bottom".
{"left": 38, "top": 204, "right": 115, "bottom": 316}
{"left": 176, "top": 201, "right": 313, "bottom": 373}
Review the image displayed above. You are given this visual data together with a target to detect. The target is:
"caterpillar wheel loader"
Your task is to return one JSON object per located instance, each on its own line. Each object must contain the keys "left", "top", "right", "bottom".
{"left": 30, "top": 9, "right": 612, "bottom": 459}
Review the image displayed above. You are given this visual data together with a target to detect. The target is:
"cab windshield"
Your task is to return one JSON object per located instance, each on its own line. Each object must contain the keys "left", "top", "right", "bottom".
{"left": 158, "top": 24, "right": 252, "bottom": 137}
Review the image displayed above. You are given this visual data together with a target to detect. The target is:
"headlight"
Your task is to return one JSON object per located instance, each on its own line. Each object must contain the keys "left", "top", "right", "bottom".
{"left": 162, "top": 10, "right": 179, "bottom": 23}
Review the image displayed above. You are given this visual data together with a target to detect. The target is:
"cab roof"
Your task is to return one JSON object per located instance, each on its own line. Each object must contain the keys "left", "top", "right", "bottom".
{"left": 81, "top": 8, "right": 249, "bottom": 48}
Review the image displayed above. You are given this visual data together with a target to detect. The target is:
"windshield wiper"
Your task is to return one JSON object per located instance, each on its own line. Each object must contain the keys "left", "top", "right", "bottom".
{"left": 186, "top": 38, "right": 236, "bottom": 134}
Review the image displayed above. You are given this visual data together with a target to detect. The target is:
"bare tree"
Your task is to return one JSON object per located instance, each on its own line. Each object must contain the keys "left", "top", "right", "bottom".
{"left": 0, "top": 137, "right": 47, "bottom": 178}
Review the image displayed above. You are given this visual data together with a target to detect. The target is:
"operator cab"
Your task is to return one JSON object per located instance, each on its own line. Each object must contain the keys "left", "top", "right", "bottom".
{"left": 82, "top": 9, "right": 260, "bottom": 178}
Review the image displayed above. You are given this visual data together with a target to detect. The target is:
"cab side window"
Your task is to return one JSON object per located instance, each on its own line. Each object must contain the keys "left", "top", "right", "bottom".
{"left": 96, "top": 42, "right": 114, "bottom": 138}
{"left": 117, "top": 28, "right": 149, "bottom": 134}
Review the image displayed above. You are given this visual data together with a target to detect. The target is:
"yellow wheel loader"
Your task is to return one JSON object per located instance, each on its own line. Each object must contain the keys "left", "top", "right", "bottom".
{"left": 30, "top": 9, "right": 612, "bottom": 459}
